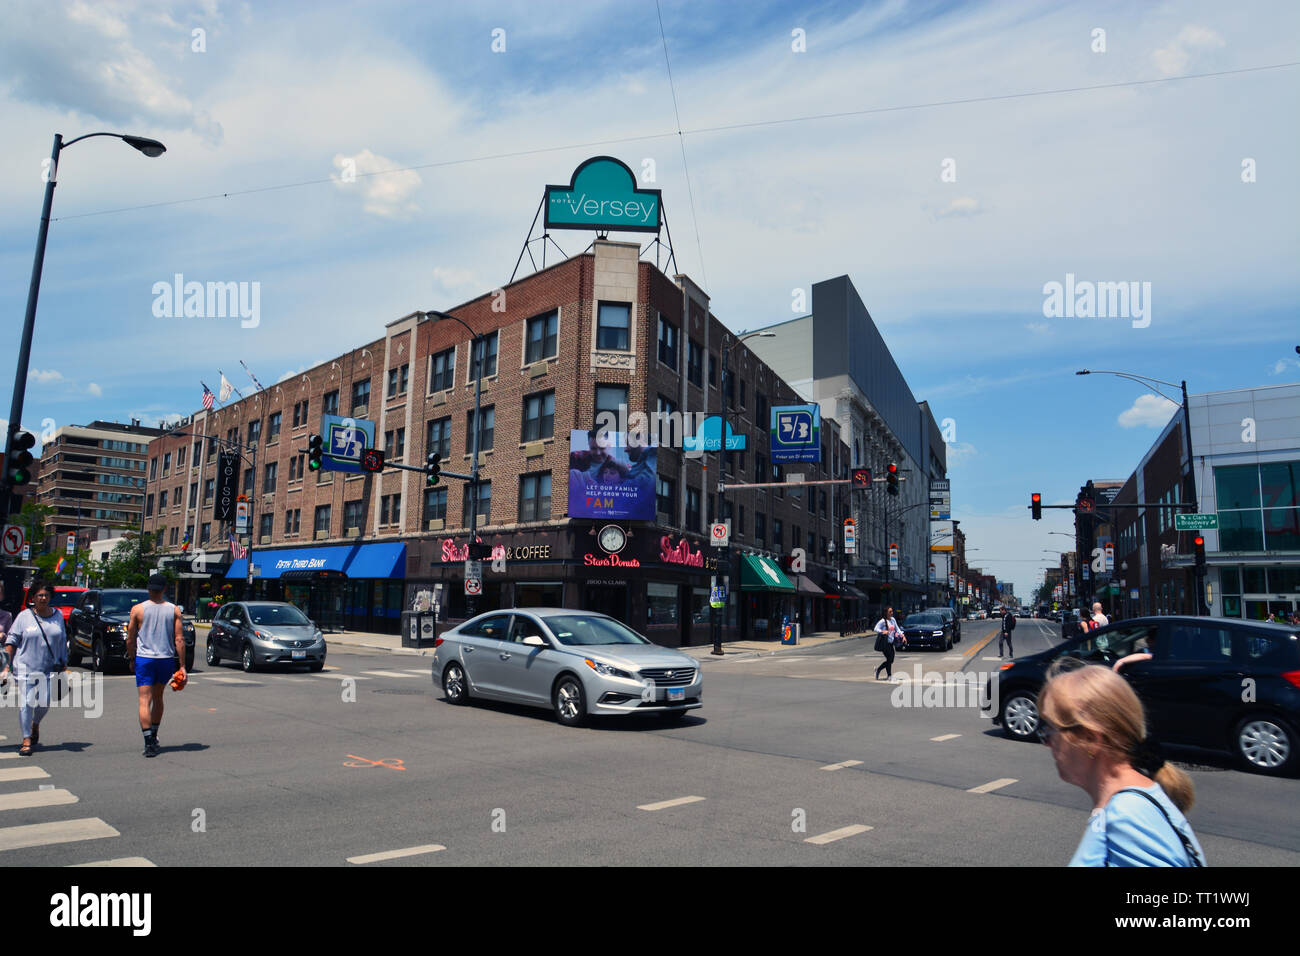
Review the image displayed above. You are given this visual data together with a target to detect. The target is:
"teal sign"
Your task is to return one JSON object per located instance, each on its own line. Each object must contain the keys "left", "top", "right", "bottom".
{"left": 320, "top": 413, "right": 375, "bottom": 474}
{"left": 545, "top": 156, "right": 662, "bottom": 233}
{"left": 682, "top": 416, "right": 747, "bottom": 454}
{"left": 770, "top": 403, "right": 820, "bottom": 463}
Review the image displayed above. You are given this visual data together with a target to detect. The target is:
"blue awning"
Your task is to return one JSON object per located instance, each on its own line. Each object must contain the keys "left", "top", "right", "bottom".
{"left": 226, "top": 543, "right": 406, "bottom": 580}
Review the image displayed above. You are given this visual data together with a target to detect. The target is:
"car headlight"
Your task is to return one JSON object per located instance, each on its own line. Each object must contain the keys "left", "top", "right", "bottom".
{"left": 932, "top": 630, "right": 944, "bottom": 637}
{"left": 584, "top": 658, "right": 632, "bottom": 679}
{"left": 313, "top": 629, "right": 323, "bottom": 642}
{"left": 254, "top": 630, "right": 277, "bottom": 642}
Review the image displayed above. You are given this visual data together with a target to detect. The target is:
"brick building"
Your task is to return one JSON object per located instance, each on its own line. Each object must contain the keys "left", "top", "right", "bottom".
{"left": 142, "top": 240, "right": 857, "bottom": 642}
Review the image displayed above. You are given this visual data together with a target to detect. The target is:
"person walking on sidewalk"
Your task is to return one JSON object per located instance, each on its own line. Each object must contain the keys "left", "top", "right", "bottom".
{"left": 126, "top": 574, "right": 186, "bottom": 758}
{"left": 1, "top": 580, "right": 67, "bottom": 756}
{"left": 998, "top": 606, "right": 1017, "bottom": 658}
{"left": 873, "top": 606, "right": 906, "bottom": 682}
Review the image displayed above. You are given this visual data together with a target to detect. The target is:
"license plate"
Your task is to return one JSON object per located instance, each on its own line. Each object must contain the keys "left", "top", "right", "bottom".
{"left": 291, "top": 650, "right": 306, "bottom": 659}
{"left": 667, "top": 687, "right": 685, "bottom": 702}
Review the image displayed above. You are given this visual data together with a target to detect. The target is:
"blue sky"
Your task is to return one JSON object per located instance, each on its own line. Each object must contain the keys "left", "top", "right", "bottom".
{"left": 1, "top": 0, "right": 1297, "bottom": 598}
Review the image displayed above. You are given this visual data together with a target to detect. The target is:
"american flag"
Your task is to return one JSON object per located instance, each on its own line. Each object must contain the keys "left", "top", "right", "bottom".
{"left": 201, "top": 385, "right": 215, "bottom": 410}
{"left": 229, "top": 533, "right": 248, "bottom": 559}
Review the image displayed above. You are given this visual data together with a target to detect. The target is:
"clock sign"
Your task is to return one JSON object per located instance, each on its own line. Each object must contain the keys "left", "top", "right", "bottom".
{"left": 598, "top": 524, "right": 627, "bottom": 554}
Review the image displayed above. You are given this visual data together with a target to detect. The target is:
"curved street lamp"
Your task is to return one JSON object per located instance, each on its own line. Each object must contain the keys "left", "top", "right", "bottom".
{"left": 2, "top": 131, "right": 167, "bottom": 519}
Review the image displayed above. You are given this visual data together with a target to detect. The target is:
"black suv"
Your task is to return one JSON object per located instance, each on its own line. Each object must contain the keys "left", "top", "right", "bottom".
{"left": 989, "top": 616, "right": 1300, "bottom": 775}
{"left": 900, "top": 610, "right": 956, "bottom": 651}
{"left": 68, "top": 589, "right": 197, "bottom": 673}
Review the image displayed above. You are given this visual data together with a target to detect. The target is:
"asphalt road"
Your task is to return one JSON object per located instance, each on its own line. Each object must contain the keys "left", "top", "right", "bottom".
{"left": 1, "top": 620, "right": 1295, "bottom": 866}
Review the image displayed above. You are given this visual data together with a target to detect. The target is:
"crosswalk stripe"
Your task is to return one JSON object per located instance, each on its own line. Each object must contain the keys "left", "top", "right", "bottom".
{"left": 402, "top": 668, "right": 430, "bottom": 675}
{"left": 805, "top": 824, "right": 872, "bottom": 845}
{"left": 637, "top": 795, "right": 706, "bottom": 811}
{"left": 71, "top": 857, "right": 156, "bottom": 867}
{"left": 0, "top": 767, "right": 50, "bottom": 783}
{"left": 0, "top": 788, "right": 78, "bottom": 812}
{"left": 347, "top": 844, "right": 446, "bottom": 864}
{"left": 202, "top": 676, "right": 261, "bottom": 684}
{"left": 968, "top": 778, "right": 1018, "bottom": 794}
{"left": 820, "top": 759, "right": 863, "bottom": 771}
{"left": 930, "top": 734, "right": 961, "bottom": 742}
{"left": 361, "top": 670, "right": 419, "bottom": 679}
{"left": 309, "top": 673, "right": 371, "bottom": 681}
{"left": 0, "top": 817, "right": 119, "bottom": 852}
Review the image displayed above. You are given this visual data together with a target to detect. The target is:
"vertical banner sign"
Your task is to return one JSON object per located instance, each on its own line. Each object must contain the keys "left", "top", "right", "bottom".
{"left": 770, "top": 404, "right": 821, "bottom": 463}
{"left": 215, "top": 451, "right": 238, "bottom": 521}
{"left": 235, "top": 496, "right": 250, "bottom": 535}
{"left": 843, "top": 518, "right": 856, "bottom": 555}
{"left": 929, "top": 479, "right": 951, "bottom": 520}
{"left": 889, "top": 543, "right": 899, "bottom": 571}
{"left": 66, "top": 533, "right": 76, "bottom": 556}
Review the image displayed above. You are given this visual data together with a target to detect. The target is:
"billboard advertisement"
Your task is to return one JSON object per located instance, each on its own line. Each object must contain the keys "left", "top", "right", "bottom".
{"left": 568, "top": 430, "right": 657, "bottom": 520}
{"left": 320, "top": 413, "right": 376, "bottom": 474}
{"left": 930, "top": 520, "right": 954, "bottom": 551}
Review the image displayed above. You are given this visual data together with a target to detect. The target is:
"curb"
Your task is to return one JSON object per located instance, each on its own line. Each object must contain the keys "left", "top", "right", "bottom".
{"left": 688, "top": 633, "right": 872, "bottom": 664}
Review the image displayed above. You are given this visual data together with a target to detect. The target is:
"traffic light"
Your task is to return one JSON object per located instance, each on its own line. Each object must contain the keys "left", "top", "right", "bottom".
{"left": 851, "top": 468, "right": 872, "bottom": 489}
{"left": 425, "top": 452, "right": 441, "bottom": 486}
{"left": 307, "top": 434, "right": 323, "bottom": 471}
{"left": 1193, "top": 535, "right": 1206, "bottom": 571}
{"left": 4, "top": 430, "right": 36, "bottom": 490}
{"left": 1031, "top": 493, "right": 1042, "bottom": 520}
{"left": 886, "top": 462, "right": 899, "bottom": 497}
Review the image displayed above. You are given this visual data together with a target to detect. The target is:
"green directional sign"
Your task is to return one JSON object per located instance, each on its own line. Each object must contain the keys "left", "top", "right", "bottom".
{"left": 1175, "top": 513, "right": 1219, "bottom": 531}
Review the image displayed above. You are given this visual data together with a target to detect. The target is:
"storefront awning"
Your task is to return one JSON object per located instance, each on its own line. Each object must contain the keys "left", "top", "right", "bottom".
{"left": 824, "top": 582, "right": 868, "bottom": 600}
{"left": 739, "top": 554, "right": 796, "bottom": 592}
{"left": 226, "top": 543, "right": 406, "bottom": 581}
{"left": 792, "top": 574, "right": 824, "bottom": 596}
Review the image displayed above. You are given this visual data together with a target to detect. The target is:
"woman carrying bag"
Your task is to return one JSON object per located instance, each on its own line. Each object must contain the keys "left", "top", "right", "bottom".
{"left": 873, "top": 606, "right": 906, "bottom": 682}
{"left": 1, "top": 581, "right": 68, "bottom": 756}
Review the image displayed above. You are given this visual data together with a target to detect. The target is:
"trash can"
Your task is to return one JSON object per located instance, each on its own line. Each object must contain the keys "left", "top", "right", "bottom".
{"left": 401, "top": 611, "right": 437, "bottom": 649}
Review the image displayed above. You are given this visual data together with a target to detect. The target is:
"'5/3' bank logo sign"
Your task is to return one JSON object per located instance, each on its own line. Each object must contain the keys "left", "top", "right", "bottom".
{"left": 770, "top": 404, "right": 820, "bottom": 463}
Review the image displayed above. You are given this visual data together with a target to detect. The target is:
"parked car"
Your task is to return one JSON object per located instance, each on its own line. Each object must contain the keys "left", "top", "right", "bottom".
{"left": 937, "top": 606, "right": 961, "bottom": 643}
{"left": 68, "top": 589, "right": 196, "bottom": 673}
{"left": 206, "top": 601, "right": 326, "bottom": 672}
{"left": 989, "top": 616, "right": 1300, "bottom": 775}
{"left": 433, "top": 608, "right": 702, "bottom": 727}
{"left": 900, "top": 610, "right": 956, "bottom": 651}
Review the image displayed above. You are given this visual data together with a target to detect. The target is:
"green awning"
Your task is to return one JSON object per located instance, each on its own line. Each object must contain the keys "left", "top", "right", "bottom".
{"left": 739, "top": 554, "right": 796, "bottom": 592}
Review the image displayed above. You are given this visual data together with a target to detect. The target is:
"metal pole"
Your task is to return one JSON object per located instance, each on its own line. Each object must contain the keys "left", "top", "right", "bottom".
{"left": 1, "top": 134, "right": 61, "bottom": 523}
{"left": 712, "top": 340, "right": 731, "bottom": 655}
{"left": 1181, "top": 380, "right": 1207, "bottom": 615}
{"left": 466, "top": 334, "right": 482, "bottom": 619}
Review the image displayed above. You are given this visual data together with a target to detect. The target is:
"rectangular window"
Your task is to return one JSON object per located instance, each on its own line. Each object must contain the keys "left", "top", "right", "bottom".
{"left": 146, "top": 494, "right": 154, "bottom": 517}
{"left": 687, "top": 340, "right": 703, "bottom": 387}
{"left": 323, "top": 390, "right": 339, "bottom": 417}
{"left": 756, "top": 392, "right": 768, "bottom": 430}
{"left": 387, "top": 364, "right": 409, "bottom": 399}
{"left": 351, "top": 379, "right": 370, "bottom": 413}
{"left": 686, "top": 487, "right": 701, "bottom": 530}
{"left": 773, "top": 518, "right": 783, "bottom": 551}
{"left": 595, "top": 385, "right": 628, "bottom": 422}
{"left": 259, "top": 514, "right": 273, "bottom": 540}
{"left": 657, "top": 314, "right": 678, "bottom": 369}
{"left": 755, "top": 512, "right": 766, "bottom": 546}
{"left": 426, "top": 417, "right": 451, "bottom": 461}
{"left": 284, "top": 509, "right": 300, "bottom": 535}
{"left": 466, "top": 406, "right": 495, "bottom": 453}
{"left": 159, "top": 489, "right": 168, "bottom": 510}
{"left": 243, "top": 468, "right": 253, "bottom": 495}
{"left": 344, "top": 499, "right": 364, "bottom": 531}
{"left": 525, "top": 310, "right": 559, "bottom": 364}
{"left": 429, "top": 347, "right": 456, "bottom": 393}
{"left": 597, "top": 302, "right": 631, "bottom": 351}
{"left": 657, "top": 476, "right": 676, "bottom": 522}
{"left": 247, "top": 420, "right": 260, "bottom": 448}
{"left": 522, "top": 391, "right": 556, "bottom": 442}
{"left": 263, "top": 462, "right": 278, "bottom": 493}
{"left": 381, "top": 494, "right": 401, "bottom": 526}
{"left": 170, "top": 527, "right": 178, "bottom": 546}
{"left": 462, "top": 481, "right": 491, "bottom": 526}
{"left": 819, "top": 490, "right": 827, "bottom": 517}
{"left": 424, "top": 487, "right": 447, "bottom": 522}
{"left": 708, "top": 354, "right": 718, "bottom": 387}
{"left": 150, "top": 458, "right": 157, "bottom": 480}
{"left": 756, "top": 453, "right": 766, "bottom": 484}
{"left": 162, "top": 453, "right": 170, "bottom": 477}
{"left": 518, "top": 472, "right": 552, "bottom": 523}
{"left": 189, "top": 482, "right": 198, "bottom": 508}
{"left": 177, "top": 445, "right": 186, "bottom": 468}
{"left": 267, "top": 411, "right": 282, "bottom": 443}
{"left": 314, "top": 505, "right": 331, "bottom": 534}
{"left": 384, "top": 427, "right": 405, "bottom": 460}
{"left": 471, "top": 332, "right": 499, "bottom": 380}
{"left": 201, "top": 522, "right": 210, "bottom": 543}
{"left": 203, "top": 478, "right": 214, "bottom": 503}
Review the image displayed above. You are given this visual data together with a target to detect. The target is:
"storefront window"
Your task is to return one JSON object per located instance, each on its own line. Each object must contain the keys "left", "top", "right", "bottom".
{"left": 516, "top": 582, "right": 563, "bottom": 608}
{"left": 690, "top": 588, "right": 710, "bottom": 629}
{"left": 1242, "top": 567, "right": 1267, "bottom": 593}
{"left": 646, "top": 582, "right": 678, "bottom": 627}
{"left": 1220, "top": 567, "right": 1240, "bottom": 594}
{"left": 1220, "top": 511, "right": 1263, "bottom": 552}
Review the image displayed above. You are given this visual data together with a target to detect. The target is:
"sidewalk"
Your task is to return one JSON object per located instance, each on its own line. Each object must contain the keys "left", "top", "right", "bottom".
{"left": 193, "top": 623, "right": 871, "bottom": 659}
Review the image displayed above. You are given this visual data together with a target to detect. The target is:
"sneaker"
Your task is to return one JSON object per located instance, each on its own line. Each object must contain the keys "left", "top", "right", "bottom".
{"left": 143, "top": 739, "right": 160, "bottom": 758}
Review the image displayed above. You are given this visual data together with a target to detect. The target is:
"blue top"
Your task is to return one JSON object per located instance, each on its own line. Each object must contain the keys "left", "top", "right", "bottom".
{"left": 1069, "top": 783, "right": 1206, "bottom": 867}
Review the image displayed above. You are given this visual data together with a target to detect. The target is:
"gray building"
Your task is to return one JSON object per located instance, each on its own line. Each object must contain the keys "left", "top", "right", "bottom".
{"left": 750, "top": 275, "right": 948, "bottom": 611}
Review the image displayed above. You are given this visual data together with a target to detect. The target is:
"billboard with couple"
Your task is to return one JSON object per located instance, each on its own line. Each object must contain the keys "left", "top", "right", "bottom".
{"left": 568, "top": 429, "right": 657, "bottom": 520}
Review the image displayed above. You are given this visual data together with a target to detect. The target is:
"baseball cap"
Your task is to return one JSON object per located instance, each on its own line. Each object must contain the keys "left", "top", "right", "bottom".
{"left": 147, "top": 573, "right": 167, "bottom": 591}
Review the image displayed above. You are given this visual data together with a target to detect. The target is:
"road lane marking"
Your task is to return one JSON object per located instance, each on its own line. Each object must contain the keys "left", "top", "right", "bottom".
{"left": 361, "top": 670, "right": 419, "bottom": 679}
{"left": 820, "top": 759, "right": 863, "bottom": 771}
{"left": 309, "top": 673, "right": 371, "bottom": 680}
{"left": 820, "top": 657, "right": 846, "bottom": 662}
{"left": 0, "top": 767, "right": 50, "bottom": 783}
{"left": 805, "top": 824, "right": 872, "bottom": 845}
{"left": 0, "top": 788, "right": 78, "bottom": 812}
{"left": 402, "top": 668, "right": 429, "bottom": 675}
{"left": 347, "top": 844, "right": 446, "bottom": 865}
{"left": 638, "top": 795, "right": 706, "bottom": 811}
{"left": 967, "top": 778, "right": 1018, "bottom": 794}
{"left": 71, "top": 857, "right": 156, "bottom": 867}
{"left": 0, "top": 817, "right": 119, "bottom": 852}
{"left": 942, "top": 656, "right": 962, "bottom": 661}
{"left": 202, "top": 676, "right": 261, "bottom": 685}
{"left": 930, "top": 734, "right": 961, "bottom": 742}
{"left": 982, "top": 656, "right": 1004, "bottom": 661}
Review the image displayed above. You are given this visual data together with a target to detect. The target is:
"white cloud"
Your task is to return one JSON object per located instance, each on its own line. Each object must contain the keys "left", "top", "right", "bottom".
{"left": 28, "top": 369, "right": 64, "bottom": 384}
{"left": 932, "top": 196, "right": 985, "bottom": 220}
{"left": 1025, "top": 322, "right": 1050, "bottom": 334}
{"left": 1269, "top": 358, "right": 1299, "bottom": 376}
{"left": 1153, "top": 25, "right": 1226, "bottom": 76}
{"left": 86, "top": 382, "right": 102, "bottom": 397}
{"left": 332, "top": 149, "right": 422, "bottom": 218}
{"left": 945, "top": 442, "right": 978, "bottom": 464}
{"left": 1117, "top": 393, "right": 1179, "bottom": 428}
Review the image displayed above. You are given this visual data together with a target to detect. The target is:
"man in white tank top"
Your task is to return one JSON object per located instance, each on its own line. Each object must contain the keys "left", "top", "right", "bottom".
{"left": 126, "top": 574, "right": 186, "bottom": 758}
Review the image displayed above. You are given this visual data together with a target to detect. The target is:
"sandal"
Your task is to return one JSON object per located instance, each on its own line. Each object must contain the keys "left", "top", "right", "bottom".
{"left": 18, "top": 741, "right": 32, "bottom": 757}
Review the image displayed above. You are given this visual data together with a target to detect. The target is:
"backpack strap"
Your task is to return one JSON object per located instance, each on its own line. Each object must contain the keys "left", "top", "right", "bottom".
{"left": 1106, "top": 787, "right": 1203, "bottom": 867}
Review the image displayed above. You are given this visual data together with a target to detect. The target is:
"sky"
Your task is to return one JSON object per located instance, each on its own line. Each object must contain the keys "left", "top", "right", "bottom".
{"left": 1, "top": 0, "right": 1297, "bottom": 599}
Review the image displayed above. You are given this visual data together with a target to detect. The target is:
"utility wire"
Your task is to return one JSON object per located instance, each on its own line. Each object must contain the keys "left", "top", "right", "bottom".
{"left": 655, "top": 0, "right": 707, "bottom": 291}
{"left": 50, "top": 59, "right": 1298, "bottom": 224}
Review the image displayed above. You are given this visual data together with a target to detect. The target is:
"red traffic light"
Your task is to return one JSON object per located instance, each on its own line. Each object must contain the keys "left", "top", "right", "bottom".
{"left": 887, "top": 463, "right": 898, "bottom": 475}
{"left": 1031, "top": 492, "right": 1042, "bottom": 520}
{"left": 1193, "top": 535, "right": 1204, "bottom": 547}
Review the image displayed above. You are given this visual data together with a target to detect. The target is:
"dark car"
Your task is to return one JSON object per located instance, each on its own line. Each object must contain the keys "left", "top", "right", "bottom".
{"left": 207, "top": 601, "right": 326, "bottom": 672}
{"left": 937, "top": 607, "right": 962, "bottom": 643}
{"left": 67, "top": 589, "right": 197, "bottom": 673}
{"left": 900, "top": 610, "right": 955, "bottom": 651}
{"left": 989, "top": 616, "right": 1300, "bottom": 775}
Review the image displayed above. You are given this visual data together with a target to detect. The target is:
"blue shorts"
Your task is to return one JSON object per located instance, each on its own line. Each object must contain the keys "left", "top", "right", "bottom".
{"left": 135, "top": 656, "right": 176, "bottom": 687}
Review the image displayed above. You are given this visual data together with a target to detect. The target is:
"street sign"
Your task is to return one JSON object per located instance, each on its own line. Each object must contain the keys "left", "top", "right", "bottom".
{"left": 66, "top": 532, "right": 76, "bottom": 556}
{"left": 1, "top": 524, "right": 26, "bottom": 558}
{"left": 1130, "top": 588, "right": 1140, "bottom": 600}
{"left": 21, "top": 544, "right": 31, "bottom": 561}
{"left": 709, "top": 522, "right": 730, "bottom": 548}
{"left": 465, "top": 559, "right": 483, "bottom": 580}
{"left": 1077, "top": 497, "right": 1095, "bottom": 514}
{"left": 1175, "top": 513, "right": 1219, "bottom": 531}
{"left": 360, "top": 448, "right": 385, "bottom": 473}
{"left": 464, "top": 577, "right": 482, "bottom": 596}
{"left": 320, "top": 414, "right": 376, "bottom": 473}
{"left": 843, "top": 519, "right": 856, "bottom": 555}
{"left": 889, "top": 542, "right": 899, "bottom": 571}
{"left": 929, "top": 479, "right": 951, "bottom": 520}
{"left": 709, "top": 584, "right": 726, "bottom": 609}
{"left": 770, "top": 404, "right": 820, "bottom": 463}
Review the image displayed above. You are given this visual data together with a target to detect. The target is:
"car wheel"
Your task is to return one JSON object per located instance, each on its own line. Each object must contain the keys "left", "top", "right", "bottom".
{"left": 309, "top": 661, "right": 324, "bottom": 672}
{"left": 206, "top": 639, "right": 220, "bottom": 667}
{"left": 92, "top": 638, "right": 107, "bottom": 674}
{"left": 553, "top": 675, "right": 587, "bottom": 728}
{"left": 442, "top": 662, "right": 469, "bottom": 705}
{"left": 67, "top": 646, "right": 83, "bottom": 667}
{"left": 241, "top": 643, "right": 257, "bottom": 673}
{"left": 1234, "top": 715, "right": 1296, "bottom": 775}
{"left": 1000, "top": 690, "right": 1040, "bottom": 741}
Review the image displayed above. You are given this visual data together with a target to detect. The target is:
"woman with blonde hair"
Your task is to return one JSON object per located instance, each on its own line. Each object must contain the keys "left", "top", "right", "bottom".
{"left": 1037, "top": 662, "right": 1206, "bottom": 866}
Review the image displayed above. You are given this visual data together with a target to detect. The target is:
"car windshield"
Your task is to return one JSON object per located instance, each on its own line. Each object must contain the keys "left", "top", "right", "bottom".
{"left": 51, "top": 592, "right": 84, "bottom": 607}
{"left": 546, "top": 615, "right": 650, "bottom": 646}
{"left": 100, "top": 591, "right": 149, "bottom": 614}
{"left": 247, "top": 604, "right": 311, "bottom": 627}
{"left": 906, "top": 614, "right": 943, "bottom": 627}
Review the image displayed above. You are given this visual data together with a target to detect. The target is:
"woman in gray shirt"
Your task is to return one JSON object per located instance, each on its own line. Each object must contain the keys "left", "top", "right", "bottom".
{"left": 1, "top": 581, "right": 68, "bottom": 756}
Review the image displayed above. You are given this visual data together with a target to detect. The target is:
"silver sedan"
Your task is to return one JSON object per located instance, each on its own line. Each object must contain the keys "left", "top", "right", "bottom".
{"left": 432, "top": 608, "right": 702, "bottom": 727}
